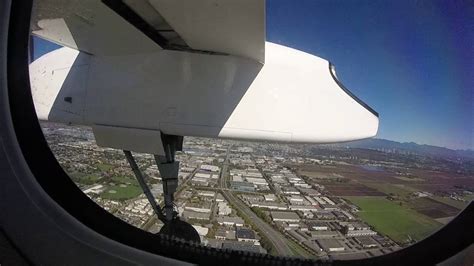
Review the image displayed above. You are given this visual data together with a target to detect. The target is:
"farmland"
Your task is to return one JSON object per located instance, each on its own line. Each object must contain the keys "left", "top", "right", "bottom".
{"left": 408, "top": 197, "right": 460, "bottom": 218}
{"left": 324, "top": 182, "right": 386, "bottom": 196}
{"left": 361, "top": 183, "right": 418, "bottom": 198}
{"left": 345, "top": 196, "right": 442, "bottom": 244}
{"left": 431, "top": 195, "right": 472, "bottom": 210}
{"left": 296, "top": 161, "right": 471, "bottom": 245}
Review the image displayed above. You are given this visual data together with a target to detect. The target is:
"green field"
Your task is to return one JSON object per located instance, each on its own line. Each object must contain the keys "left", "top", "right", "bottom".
{"left": 362, "top": 182, "right": 417, "bottom": 198}
{"left": 345, "top": 196, "right": 441, "bottom": 244}
{"left": 96, "top": 162, "right": 114, "bottom": 172}
{"left": 431, "top": 196, "right": 470, "bottom": 210}
{"left": 110, "top": 175, "right": 138, "bottom": 185}
{"left": 69, "top": 172, "right": 102, "bottom": 185}
{"left": 101, "top": 184, "right": 142, "bottom": 200}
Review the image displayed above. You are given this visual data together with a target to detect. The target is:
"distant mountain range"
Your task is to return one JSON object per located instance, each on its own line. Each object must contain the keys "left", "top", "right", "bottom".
{"left": 337, "top": 138, "right": 474, "bottom": 159}
{"left": 41, "top": 121, "right": 473, "bottom": 160}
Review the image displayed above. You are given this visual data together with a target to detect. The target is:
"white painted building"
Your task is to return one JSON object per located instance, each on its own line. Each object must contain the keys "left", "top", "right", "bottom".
{"left": 322, "top": 196, "right": 336, "bottom": 205}
{"left": 289, "top": 195, "right": 304, "bottom": 204}
{"left": 200, "top": 164, "right": 220, "bottom": 172}
{"left": 264, "top": 194, "right": 277, "bottom": 202}
{"left": 305, "top": 196, "right": 318, "bottom": 206}
{"left": 217, "top": 216, "right": 244, "bottom": 226}
{"left": 218, "top": 202, "right": 232, "bottom": 216}
{"left": 314, "top": 196, "right": 327, "bottom": 205}
{"left": 198, "top": 191, "right": 216, "bottom": 197}
{"left": 232, "top": 175, "right": 243, "bottom": 182}
{"left": 195, "top": 172, "right": 211, "bottom": 179}
{"left": 245, "top": 177, "right": 268, "bottom": 185}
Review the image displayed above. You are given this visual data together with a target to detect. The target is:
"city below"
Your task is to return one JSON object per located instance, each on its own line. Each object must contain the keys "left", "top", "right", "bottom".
{"left": 41, "top": 122, "right": 473, "bottom": 260}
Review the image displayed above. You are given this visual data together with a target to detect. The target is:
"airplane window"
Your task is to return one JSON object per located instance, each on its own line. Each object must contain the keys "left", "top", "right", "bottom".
{"left": 21, "top": 0, "right": 473, "bottom": 263}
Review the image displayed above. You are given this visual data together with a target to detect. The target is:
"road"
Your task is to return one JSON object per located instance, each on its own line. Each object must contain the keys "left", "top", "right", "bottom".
{"left": 175, "top": 165, "right": 200, "bottom": 196}
{"left": 218, "top": 146, "right": 295, "bottom": 256}
{"left": 141, "top": 164, "right": 198, "bottom": 230}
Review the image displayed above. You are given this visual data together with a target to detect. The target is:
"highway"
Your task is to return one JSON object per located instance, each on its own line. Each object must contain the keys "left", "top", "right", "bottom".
{"left": 218, "top": 146, "right": 295, "bottom": 256}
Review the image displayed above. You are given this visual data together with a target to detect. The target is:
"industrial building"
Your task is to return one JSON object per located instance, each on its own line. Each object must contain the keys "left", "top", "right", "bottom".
{"left": 198, "top": 190, "right": 215, "bottom": 197}
{"left": 222, "top": 241, "right": 265, "bottom": 254}
{"left": 270, "top": 175, "right": 287, "bottom": 184}
{"left": 216, "top": 193, "right": 225, "bottom": 202}
{"left": 194, "top": 172, "right": 212, "bottom": 179}
{"left": 287, "top": 230, "right": 307, "bottom": 243}
{"left": 307, "top": 222, "right": 329, "bottom": 231}
{"left": 288, "top": 195, "right": 305, "bottom": 204}
{"left": 355, "top": 236, "right": 378, "bottom": 248}
{"left": 230, "top": 181, "right": 255, "bottom": 192}
{"left": 232, "top": 175, "right": 243, "bottom": 182}
{"left": 245, "top": 177, "right": 268, "bottom": 185}
{"left": 282, "top": 187, "right": 300, "bottom": 195}
{"left": 236, "top": 228, "right": 258, "bottom": 243}
{"left": 182, "top": 210, "right": 210, "bottom": 221}
{"left": 252, "top": 202, "right": 288, "bottom": 210}
{"left": 215, "top": 228, "right": 236, "bottom": 241}
{"left": 321, "top": 204, "right": 338, "bottom": 211}
{"left": 271, "top": 211, "right": 300, "bottom": 222}
{"left": 289, "top": 205, "right": 318, "bottom": 212}
{"left": 184, "top": 201, "right": 212, "bottom": 213}
{"left": 217, "top": 202, "right": 232, "bottom": 216}
{"left": 200, "top": 164, "right": 220, "bottom": 172}
{"left": 343, "top": 222, "right": 377, "bottom": 237}
{"left": 317, "top": 239, "right": 345, "bottom": 252}
{"left": 264, "top": 194, "right": 277, "bottom": 201}
{"left": 190, "top": 177, "right": 209, "bottom": 186}
{"left": 216, "top": 216, "right": 244, "bottom": 226}
{"left": 309, "top": 230, "right": 339, "bottom": 239}
{"left": 346, "top": 229, "right": 377, "bottom": 237}
{"left": 298, "top": 188, "right": 321, "bottom": 196}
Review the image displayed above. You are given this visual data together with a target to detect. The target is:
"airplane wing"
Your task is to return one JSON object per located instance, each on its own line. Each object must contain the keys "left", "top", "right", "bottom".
{"left": 31, "top": 0, "right": 265, "bottom": 62}
{"left": 29, "top": 0, "right": 378, "bottom": 155}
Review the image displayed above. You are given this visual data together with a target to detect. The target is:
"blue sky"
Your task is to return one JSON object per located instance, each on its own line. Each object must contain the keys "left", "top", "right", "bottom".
{"left": 33, "top": 0, "right": 473, "bottom": 150}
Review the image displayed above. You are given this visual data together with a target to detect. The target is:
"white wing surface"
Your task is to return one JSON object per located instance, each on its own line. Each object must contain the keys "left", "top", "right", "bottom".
{"left": 31, "top": 0, "right": 264, "bottom": 61}
{"left": 29, "top": 0, "right": 378, "bottom": 155}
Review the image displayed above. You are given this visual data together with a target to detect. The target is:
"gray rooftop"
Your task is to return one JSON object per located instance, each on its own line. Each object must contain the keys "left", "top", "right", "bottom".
{"left": 236, "top": 228, "right": 256, "bottom": 239}
{"left": 271, "top": 211, "right": 300, "bottom": 220}
{"left": 182, "top": 210, "right": 210, "bottom": 220}
{"left": 216, "top": 216, "right": 244, "bottom": 224}
{"left": 222, "top": 241, "right": 263, "bottom": 253}
{"left": 317, "top": 239, "right": 344, "bottom": 251}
